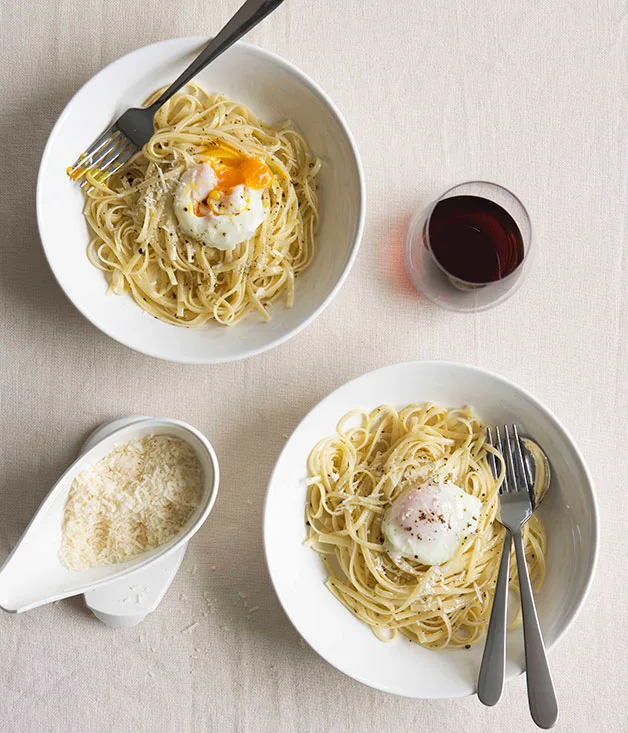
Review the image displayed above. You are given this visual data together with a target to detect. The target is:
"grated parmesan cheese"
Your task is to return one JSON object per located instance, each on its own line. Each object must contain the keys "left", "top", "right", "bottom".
{"left": 59, "top": 436, "right": 202, "bottom": 570}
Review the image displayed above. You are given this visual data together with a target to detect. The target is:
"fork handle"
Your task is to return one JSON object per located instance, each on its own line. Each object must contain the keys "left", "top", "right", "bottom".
{"left": 149, "top": 0, "right": 287, "bottom": 111}
{"left": 512, "top": 530, "right": 558, "bottom": 729}
{"left": 477, "top": 530, "right": 511, "bottom": 706}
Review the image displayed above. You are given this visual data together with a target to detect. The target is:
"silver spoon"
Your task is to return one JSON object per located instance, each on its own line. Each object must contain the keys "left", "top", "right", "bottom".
{"left": 523, "top": 438, "right": 551, "bottom": 508}
{"left": 477, "top": 436, "right": 552, "bottom": 711}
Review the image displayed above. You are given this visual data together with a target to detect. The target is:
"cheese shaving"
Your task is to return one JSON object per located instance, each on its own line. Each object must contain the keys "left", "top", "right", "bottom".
{"left": 59, "top": 436, "right": 202, "bottom": 570}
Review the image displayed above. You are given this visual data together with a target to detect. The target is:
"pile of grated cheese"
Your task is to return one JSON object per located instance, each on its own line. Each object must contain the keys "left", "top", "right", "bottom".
{"left": 60, "top": 435, "right": 202, "bottom": 570}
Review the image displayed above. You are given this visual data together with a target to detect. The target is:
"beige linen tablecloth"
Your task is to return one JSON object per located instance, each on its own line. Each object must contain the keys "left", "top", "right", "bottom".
{"left": 0, "top": 1, "right": 625, "bottom": 731}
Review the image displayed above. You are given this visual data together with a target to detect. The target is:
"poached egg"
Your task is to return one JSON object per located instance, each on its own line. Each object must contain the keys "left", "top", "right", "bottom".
{"left": 382, "top": 480, "right": 483, "bottom": 566}
{"left": 174, "top": 148, "right": 272, "bottom": 250}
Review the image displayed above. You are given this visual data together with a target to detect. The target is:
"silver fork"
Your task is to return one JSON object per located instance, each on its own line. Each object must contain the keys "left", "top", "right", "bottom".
{"left": 67, "top": 0, "right": 286, "bottom": 190}
{"left": 477, "top": 425, "right": 558, "bottom": 729}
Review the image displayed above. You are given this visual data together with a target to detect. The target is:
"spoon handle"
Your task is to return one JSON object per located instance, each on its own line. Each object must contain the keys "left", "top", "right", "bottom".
{"left": 512, "top": 530, "right": 558, "bottom": 729}
{"left": 477, "top": 530, "right": 511, "bottom": 705}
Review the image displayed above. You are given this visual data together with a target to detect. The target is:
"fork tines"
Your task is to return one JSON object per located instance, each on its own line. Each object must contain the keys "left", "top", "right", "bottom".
{"left": 487, "top": 424, "right": 531, "bottom": 496}
{"left": 67, "top": 123, "right": 138, "bottom": 190}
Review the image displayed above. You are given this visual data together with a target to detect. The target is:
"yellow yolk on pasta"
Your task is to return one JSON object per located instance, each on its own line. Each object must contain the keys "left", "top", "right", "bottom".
{"left": 203, "top": 143, "right": 272, "bottom": 191}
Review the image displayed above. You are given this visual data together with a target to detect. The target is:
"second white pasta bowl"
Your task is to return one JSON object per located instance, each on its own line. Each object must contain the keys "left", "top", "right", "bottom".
{"left": 263, "top": 361, "right": 598, "bottom": 699}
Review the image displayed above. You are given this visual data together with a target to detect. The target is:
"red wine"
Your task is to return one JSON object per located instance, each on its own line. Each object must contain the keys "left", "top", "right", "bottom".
{"left": 427, "top": 195, "right": 524, "bottom": 284}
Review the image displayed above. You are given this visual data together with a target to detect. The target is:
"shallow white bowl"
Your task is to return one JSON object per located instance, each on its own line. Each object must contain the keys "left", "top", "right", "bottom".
{"left": 37, "top": 38, "right": 365, "bottom": 363}
{"left": 263, "top": 361, "right": 598, "bottom": 699}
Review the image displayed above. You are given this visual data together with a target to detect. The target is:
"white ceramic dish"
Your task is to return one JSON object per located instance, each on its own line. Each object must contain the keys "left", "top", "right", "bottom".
{"left": 36, "top": 38, "right": 365, "bottom": 364}
{"left": 81, "top": 416, "right": 187, "bottom": 629}
{"left": 0, "top": 417, "right": 219, "bottom": 613}
{"left": 263, "top": 361, "right": 598, "bottom": 699}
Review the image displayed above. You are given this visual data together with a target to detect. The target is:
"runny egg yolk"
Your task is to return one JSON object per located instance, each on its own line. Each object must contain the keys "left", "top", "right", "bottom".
{"left": 174, "top": 155, "right": 271, "bottom": 251}
{"left": 202, "top": 143, "right": 272, "bottom": 192}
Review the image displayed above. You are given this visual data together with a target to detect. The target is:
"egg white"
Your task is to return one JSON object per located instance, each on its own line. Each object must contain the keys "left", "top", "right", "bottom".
{"left": 174, "top": 163, "right": 268, "bottom": 250}
{"left": 382, "top": 481, "right": 483, "bottom": 566}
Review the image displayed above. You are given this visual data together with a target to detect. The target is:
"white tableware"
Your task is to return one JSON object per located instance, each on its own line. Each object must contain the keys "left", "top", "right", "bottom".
{"left": 37, "top": 38, "right": 365, "bottom": 364}
{"left": 263, "top": 361, "right": 598, "bottom": 699}
{"left": 81, "top": 416, "right": 187, "bottom": 629}
{"left": 0, "top": 417, "right": 219, "bottom": 615}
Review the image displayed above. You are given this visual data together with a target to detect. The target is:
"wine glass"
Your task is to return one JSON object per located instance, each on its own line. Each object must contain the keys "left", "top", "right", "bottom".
{"left": 404, "top": 181, "right": 533, "bottom": 312}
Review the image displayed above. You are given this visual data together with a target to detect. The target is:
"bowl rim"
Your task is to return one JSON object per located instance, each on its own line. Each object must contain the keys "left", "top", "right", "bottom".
{"left": 36, "top": 37, "right": 366, "bottom": 364}
{"left": 263, "top": 359, "right": 600, "bottom": 698}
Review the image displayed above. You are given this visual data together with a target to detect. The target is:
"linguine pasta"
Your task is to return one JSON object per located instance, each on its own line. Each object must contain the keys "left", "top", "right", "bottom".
{"left": 305, "top": 403, "right": 547, "bottom": 649}
{"left": 81, "top": 83, "right": 320, "bottom": 326}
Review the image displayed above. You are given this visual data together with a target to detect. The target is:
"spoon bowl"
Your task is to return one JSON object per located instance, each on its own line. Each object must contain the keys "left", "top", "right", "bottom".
{"left": 524, "top": 438, "right": 552, "bottom": 508}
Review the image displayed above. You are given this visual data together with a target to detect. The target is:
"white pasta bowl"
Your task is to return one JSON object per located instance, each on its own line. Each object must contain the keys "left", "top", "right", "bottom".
{"left": 263, "top": 361, "right": 598, "bottom": 699}
{"left": 0, "top": 417, "right": 219, "bottom": 613}
{"left": 36, "top": 38, "right": 364, "bottom": 363}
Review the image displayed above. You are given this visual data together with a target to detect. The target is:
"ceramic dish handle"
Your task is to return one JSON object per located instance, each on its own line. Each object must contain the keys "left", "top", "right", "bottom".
{"left": 149, "top": 0, "right": 287, "bottom": 110}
